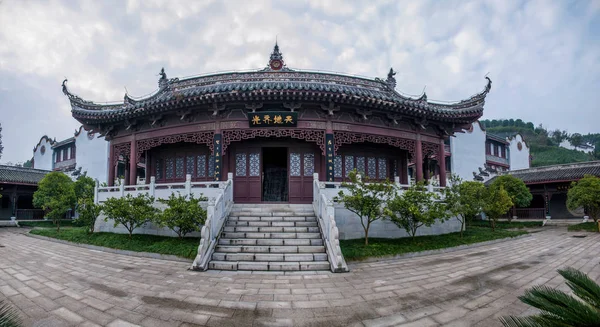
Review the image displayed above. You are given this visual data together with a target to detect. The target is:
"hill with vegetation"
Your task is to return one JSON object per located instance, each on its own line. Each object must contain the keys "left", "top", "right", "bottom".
{"left": 480, "top": 119, "right": 599, "bottom": 167}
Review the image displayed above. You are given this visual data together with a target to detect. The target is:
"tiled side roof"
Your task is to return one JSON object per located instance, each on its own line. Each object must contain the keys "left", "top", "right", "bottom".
{"left": 0, "top": 165, "right": 50, "bottom": 185}
{"left": 488, "top": 161, "right": 600, "bottom": 185}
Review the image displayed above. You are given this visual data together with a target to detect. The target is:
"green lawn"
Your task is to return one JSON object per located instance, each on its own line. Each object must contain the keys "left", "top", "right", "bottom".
{"left": 18, "top": 220, "right": 78, "bottom": 228}
{"left": 340, "top": 227, "right": 527, "bottom": 261}
{"left": 568, "top": 222, "right": 599, "bottom": 232}
{"left": 29, "top": 227, "right": 199, "bottom": 260}
{"left": 468, "top": 220, "right": 543, "bottom": 229}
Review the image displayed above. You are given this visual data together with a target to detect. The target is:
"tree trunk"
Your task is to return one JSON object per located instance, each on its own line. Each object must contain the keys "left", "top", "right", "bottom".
{"left": 364, "top": 224, "right": 369, "bottom": 246}
{"left": 460, "top": 219, "right": 464, "bottom": 238}
{"left": 491, "top": 219, "right": 496, "bottom": 231}
{"left": 57, "top": 219, "right": 60, "bottom": 233}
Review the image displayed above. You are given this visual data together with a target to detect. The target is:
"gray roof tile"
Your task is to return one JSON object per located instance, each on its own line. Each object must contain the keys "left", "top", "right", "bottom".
{"left": 0, "top": 165, "right": 50, "bottom": 185}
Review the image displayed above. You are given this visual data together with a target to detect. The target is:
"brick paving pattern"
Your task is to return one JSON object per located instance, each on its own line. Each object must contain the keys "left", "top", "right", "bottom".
{"left": 0, "top": 227, "right": 598, "bottom": 326}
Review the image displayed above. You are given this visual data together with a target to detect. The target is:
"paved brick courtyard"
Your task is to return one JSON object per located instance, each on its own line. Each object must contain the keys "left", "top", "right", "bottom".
{"left": 0, "top": 227, "right": 598, "bottom": 327}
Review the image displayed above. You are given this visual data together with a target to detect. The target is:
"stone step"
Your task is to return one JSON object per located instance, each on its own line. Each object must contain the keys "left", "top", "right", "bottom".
{"left": 214, "top": 245, "right": 326, "bottom": 254}
{"left": 228, "top": 216, "right": 317, "bottom": 222}
{"left": 229, "top": 211, "right": 316, "bottom": 217}
{"left": 218, "top": 238, "right": 324, "bottom": 246}
{"left": 226, "top": 221, "right": 318, "bottom": 227}
{"left": 221, "top": 232, "right": 322, "bottom": 239}
{"left": 212, "top": 252, "right": 328, "bottom": 262}
{"left": 208, "top": 261, "right": 330, "bottom": 271}
{"left": 222, "top": 226, "right": 320, "bottom": 233}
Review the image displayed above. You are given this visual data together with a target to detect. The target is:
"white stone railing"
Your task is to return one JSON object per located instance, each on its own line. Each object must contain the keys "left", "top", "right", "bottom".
{"left": 192, "top": 173, "right": 234, "bottom": 271}
{"left": 312, "top": 174, "right": 349, "bottom": 273}
{"left": 317, "top": 176, "right": 444, "bottom": 200}
{"left": 94, "top": 175, "right": 225, "bottom": 204}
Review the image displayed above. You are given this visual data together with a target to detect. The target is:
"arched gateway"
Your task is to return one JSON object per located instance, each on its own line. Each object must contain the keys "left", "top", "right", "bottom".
{"left": 64, "top": 43, "right": 491, "bottom": 204}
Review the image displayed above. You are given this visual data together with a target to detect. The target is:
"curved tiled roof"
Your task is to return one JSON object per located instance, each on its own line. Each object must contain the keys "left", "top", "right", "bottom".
{"left": 487, "top": 161, "right": 600, "bottom": 185}
{"left": 64, "top": 45, "right": 491, "bottom": 125}
{"left": 0, "top": 165, "right": 50, "bottom": 185}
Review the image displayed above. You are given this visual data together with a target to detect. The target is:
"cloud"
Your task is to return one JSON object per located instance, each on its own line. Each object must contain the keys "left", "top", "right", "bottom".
{"left": 0, "top": 0, "right": 598, "bottom": 163}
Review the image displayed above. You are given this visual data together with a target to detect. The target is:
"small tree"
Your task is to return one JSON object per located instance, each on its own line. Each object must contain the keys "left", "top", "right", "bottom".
{"left": 567, "top": 175, "right": 600, "bottom": 232}
{"left": 444, "top": 175, "right": 486, "bottom": 237}
{"left": 483, "top": 185, "right": 513, "bottom": 231}
{"left": 490, "top": 175, "right": 532, "bottom": 220}
{"left": 33, "top": 171, "right": 76, "bottom": 232}
{"left": 103, "top": 193, "right": 158, "bottom": 239}
{"left": 500, "top": 267, "right": 600, "bottom": 327}
{"left": 156, "top": 193, "right": 207, "bottom": 238}
{"left": 385, "top": 182, "right": 448, "bottom": 240}
{"left": 336, "top": 170, "right": 394, "bottom": 245}
{"left": 75, "top": 198, "right": 103, "bottom": 233}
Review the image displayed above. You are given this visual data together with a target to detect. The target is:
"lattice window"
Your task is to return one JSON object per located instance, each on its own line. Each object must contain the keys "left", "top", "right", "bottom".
{"left": 356, "top": 156, "right": 365, "bottom": 175}
{"left": 235, "top": 153, "right": 246, "bottom": 176}
{"left": 303, "top": 153, "right": 314, "bottom": 176}
{"left": 175, "top": 157, "right": 184, "bottom": 178}
{"left": 367, "top": 157, "right": 376, "bottom": 178}
{"left": 166, "top": 158, "right": 174, "bottom": 179}
{"left": 290, "top": 153, "right": 301, "bottom": 177}
{"left": 249, "top": 153, "right": 260, "bottom": 176}
{"left": 344, "top": 155, "right": 354, "bottom": 177}
{"left": 378, "top": 158, "right": 387, "bottom": 179}
{"left": 186, "top": 156, "right": 195, "bottom": 177}
{"left": 156, "top": 159, "right": 163, "bottom": 180}
{"left": 208, "top": 157, "right": 215, "bottom": 178}
{"left": 334, "top": 155, "right": 342, "bottom": 178}
{"left": 196, "top": 155, "right": 206, "bottom": 177}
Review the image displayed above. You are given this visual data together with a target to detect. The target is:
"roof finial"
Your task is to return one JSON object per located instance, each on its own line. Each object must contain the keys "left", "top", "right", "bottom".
{"left": 268, "top": 39, "right": 284, "bottom": 71}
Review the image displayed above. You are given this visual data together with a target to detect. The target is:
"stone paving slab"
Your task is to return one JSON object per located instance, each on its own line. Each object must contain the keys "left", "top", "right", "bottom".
{"left": 1, "top": 227, "right": 599, "bottom": 326}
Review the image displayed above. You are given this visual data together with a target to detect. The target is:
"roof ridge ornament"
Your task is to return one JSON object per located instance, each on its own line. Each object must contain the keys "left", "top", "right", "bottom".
{"left": 386, "top": 68, "right": 397, "bottom": 89}
{"left": 267, "top": 41, "right": 286, "bottom": 71}
{"left": 158, "top": 67, "right": 168, "bottom": 89}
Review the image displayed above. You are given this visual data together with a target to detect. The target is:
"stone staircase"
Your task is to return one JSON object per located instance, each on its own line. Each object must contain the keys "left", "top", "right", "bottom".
{"left": 208, "top": 204, "right": 330, "bottom": 271}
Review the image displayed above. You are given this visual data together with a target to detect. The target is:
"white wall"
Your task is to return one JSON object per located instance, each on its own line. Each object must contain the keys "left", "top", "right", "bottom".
{"left": 507, "top": 134, "right": 530, "bottom": 170}
{"left": 559, "top": 140, "right": 595, "bottom": 154}
{"left": 32, "top": 137, "right": 54, "bottom": 170}
{"left": 75, "top": 131, "right": 110, "bottom": 183}
{"left": 450, "top": 122, "right": 486, "bottom": 181}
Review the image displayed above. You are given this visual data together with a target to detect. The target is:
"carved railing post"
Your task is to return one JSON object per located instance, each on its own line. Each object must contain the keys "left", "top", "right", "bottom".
{"left": 119, "top": 179, "right": 125, "bottom": 196}
{"left": 185, "top": 174, "right": 192, "bottom": 196}
{"left": 94, "top": 179, "right": 99, "bottom": 204}
{"left": 149, "top": 176, "right": 156, "bottom": 197}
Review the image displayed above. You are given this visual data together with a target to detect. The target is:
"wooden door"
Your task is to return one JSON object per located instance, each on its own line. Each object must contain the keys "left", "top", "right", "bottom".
{"left": 288, "top": 147, "right": 320, "bottom": 204}
{"left": 231, "top": 146, "right": 262, "bottom": 203}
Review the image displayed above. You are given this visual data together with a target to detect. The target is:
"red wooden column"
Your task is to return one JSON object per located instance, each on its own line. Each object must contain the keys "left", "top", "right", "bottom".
{"left": 108, "top": 142, "right": 115, "bottom": 186}
{"left": 129, "top": 137, "right": 137, "bottom": 185}
{"left": 415, "top": 135, "right": 423, "bottom": 182}
{"left": 438, "top": 139, "right": 447, "bottom": 187}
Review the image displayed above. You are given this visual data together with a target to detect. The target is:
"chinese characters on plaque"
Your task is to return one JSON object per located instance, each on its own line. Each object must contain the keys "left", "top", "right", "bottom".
{"left": 249, "top": 111, "right": 298, "bottom": 127}
{"left": 213, "top": 134, "right": 222, "bottom": 181}
{"left": 326, "top": 134, "right": 335, "bottom": 182}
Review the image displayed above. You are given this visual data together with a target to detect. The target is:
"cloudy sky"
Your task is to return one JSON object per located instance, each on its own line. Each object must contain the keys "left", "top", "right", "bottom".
{"left": 0, "top": 0, "right": 598, "bottom": 163}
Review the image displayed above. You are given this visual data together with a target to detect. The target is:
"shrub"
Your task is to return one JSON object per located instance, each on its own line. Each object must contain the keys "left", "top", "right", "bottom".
{"left": 156, "top": 193, "right": 207, "bottom": 238}
{"left": 444, "top": 175, "right": 486, "bottom": 238}
{"left": 0, "top": 299, "right": 22, "bottom": 327}
{"left": 567, "top": 175, "right": 600, "bottom": 232}
{"left": 75, "top": 198, "right": 103, "bottom": 233}
{"left": 482, "top": 185, "right": 513, "bottom": 231}
{"left": 489, "top": 175, "right": 532, "bottom": 221}
{"left": 103, "top": 193, "right": 159, "bottom": 239}
{"left": 33, "top": 171, "right": 76, "bottom": 232}
{"left": 385, "top": 182, "right": 448, "bottom": 239}
{"left": 336, "top": 170, "right": 394, "bottom": 246}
